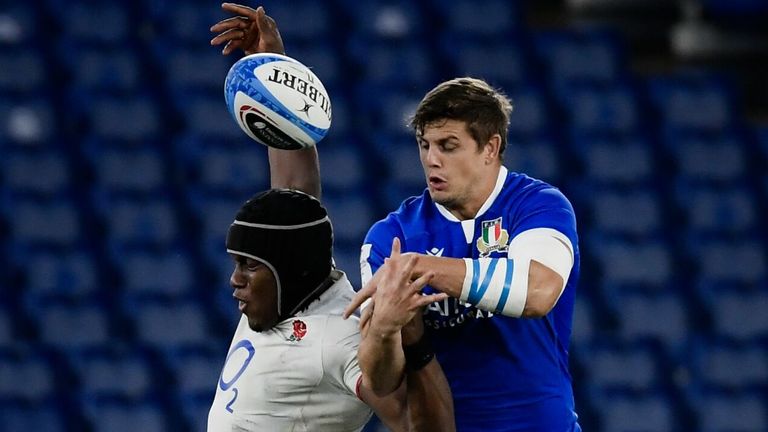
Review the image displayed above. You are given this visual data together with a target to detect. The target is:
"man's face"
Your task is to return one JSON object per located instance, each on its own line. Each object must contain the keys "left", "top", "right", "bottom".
{"left": 417, "top": 119, "right": 493, "bottom": 218}
{"left": 229, "top": 254, "right": 279, "bottom": 332}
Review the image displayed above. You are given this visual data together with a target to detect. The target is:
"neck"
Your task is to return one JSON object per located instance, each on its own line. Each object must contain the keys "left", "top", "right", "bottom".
{"left": 449, "top": 164, "right": 501, "bottom": 220}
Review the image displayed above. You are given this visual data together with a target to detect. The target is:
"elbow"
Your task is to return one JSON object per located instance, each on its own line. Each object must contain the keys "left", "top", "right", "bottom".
{"left": 521, "top": 261, "right": 564, "bottom": 318}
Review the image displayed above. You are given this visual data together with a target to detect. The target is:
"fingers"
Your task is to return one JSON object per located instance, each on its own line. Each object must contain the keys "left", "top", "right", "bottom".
{"left": 409, "top": 271, "right": 434, "bottom": 292}
{"left": 359, "top": 301, "right": 374, "bottom": 332}
{"left": 222, "top": 39, "right": 243, "bottom": 55}
{"left": 389, "top": 237, "right": 401, "bottom": 259}
{"left": 209, "top": 16, "right": 249, "bottom": 33}
{"left": 416, "top": 292, "right": 449, "bottom": 308}
{"left": 210, "top": 27, "right": 247, "bottom": 47}
{"left": 221, "top": 3, "right": 261, "bottom": 20}
{"left": 343, "top": 282, "right": 376, "bottom": 319}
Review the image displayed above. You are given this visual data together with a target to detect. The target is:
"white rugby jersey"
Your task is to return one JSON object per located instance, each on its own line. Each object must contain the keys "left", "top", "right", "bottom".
{"left": 208, "top": 271, "right": 372, "bottom": 431}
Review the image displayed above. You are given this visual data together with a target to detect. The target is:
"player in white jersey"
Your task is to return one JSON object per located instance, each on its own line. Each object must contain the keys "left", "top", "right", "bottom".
{"left": 208, "top": 5, "right": 455, "bottom": 431}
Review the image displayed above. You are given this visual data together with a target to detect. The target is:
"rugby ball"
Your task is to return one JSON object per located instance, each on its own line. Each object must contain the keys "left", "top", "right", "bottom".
{"left": 224, "top": 53, "right": 332, "bottom": 149}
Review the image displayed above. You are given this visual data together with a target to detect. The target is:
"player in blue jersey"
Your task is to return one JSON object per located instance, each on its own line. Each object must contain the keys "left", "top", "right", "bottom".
{"left": 346, "top": 78, "right": 582, "bottom": 431}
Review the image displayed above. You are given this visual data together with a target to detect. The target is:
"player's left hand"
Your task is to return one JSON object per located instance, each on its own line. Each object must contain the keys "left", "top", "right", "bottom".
{"left": 210, "top": 3, "right": 285, "bottom": 56}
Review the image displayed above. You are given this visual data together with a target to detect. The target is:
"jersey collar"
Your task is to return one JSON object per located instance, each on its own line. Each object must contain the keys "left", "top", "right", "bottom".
{"left": 434, "top": 165, "right": 508, "bottom": 222}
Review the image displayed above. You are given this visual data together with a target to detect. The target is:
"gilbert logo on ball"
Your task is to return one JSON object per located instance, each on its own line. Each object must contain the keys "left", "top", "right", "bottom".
{"left": 224, "top": 53, "right": 332, "bottom": 150}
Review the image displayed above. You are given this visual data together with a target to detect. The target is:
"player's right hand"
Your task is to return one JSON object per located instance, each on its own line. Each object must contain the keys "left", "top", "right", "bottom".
{"left": 210, "top": 3, "right": 285, "bottom": 56}
{"left": 367, "top": 238, "right": 446, "bottom": 337}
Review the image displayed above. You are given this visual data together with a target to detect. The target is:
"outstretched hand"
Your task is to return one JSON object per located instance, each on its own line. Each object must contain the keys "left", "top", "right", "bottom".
{"left": 210, "top": 3, "right": 285, "bottom": 55}
{"left": 360, "top": 238, "right": 447, "bottom": 337}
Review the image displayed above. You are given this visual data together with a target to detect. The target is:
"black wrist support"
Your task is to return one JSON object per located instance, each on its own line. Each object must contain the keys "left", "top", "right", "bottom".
{"left": 403, "top": 333, "right": 435, "bottom": 372}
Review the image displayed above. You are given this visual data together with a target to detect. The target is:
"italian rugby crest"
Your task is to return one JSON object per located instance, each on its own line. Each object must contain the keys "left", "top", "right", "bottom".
{"left": 476, "top": 217, "right": 509, "bottom": 257}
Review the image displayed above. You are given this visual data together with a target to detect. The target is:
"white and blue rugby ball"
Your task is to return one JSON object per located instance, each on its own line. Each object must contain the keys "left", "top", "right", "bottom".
{"left": 224, "top": 53, "right": 332, "bottom": 150}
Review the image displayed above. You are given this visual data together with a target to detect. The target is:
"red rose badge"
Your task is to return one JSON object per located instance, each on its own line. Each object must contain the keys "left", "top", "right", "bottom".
{"left": 290, "top": 320, "right": 307, "bottom": 341}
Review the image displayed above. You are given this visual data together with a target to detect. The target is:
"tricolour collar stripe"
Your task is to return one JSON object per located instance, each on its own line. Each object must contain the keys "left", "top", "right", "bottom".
{"left": 232, "top": 216, "right": 329, "bottom": 230}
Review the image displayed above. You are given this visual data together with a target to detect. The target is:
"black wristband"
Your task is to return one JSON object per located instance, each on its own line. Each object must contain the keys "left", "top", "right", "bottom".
{"left": 403, "top": 333, "right": 435, "bottom": 372}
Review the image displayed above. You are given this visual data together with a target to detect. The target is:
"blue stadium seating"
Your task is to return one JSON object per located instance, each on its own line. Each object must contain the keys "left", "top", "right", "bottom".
{"left": 1, "top": 1, "right": 766, "bottom": 430}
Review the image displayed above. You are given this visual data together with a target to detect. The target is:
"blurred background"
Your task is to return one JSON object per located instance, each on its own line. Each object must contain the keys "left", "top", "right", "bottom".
{"left": 1, "top": 0, "right": 767, "bottom": 430}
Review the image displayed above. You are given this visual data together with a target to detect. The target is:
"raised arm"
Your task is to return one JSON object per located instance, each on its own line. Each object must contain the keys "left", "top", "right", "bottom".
{"left": 357, "top": 239, "right": 454, "bottom": 431}
{"left": 210, "top": 3, "right": 321, "bottom": 198}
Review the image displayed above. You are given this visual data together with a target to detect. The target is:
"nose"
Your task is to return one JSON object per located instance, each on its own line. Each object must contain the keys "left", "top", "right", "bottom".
{"left": 424, "top": 144, "right": 441, "bottom": 168}
{"left": 230, "top": 267, "right": 246, "bottom": 289}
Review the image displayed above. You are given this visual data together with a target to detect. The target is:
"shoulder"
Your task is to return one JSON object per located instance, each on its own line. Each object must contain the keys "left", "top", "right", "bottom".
{"left": 367, "top": 191, "right": 435, "bottom": 238}
{"left": 504, "top": 171, "right": 574, "bottom": 213}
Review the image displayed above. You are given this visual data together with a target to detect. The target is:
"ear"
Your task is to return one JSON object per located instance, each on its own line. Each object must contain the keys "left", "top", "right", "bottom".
{"left": 484, "top": 134, "right": 502, "bottom": 161}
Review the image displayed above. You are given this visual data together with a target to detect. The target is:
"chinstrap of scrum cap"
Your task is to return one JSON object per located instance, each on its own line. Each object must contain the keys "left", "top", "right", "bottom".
{"left": 226, "top": 189, "right": 334, "bottom": 321}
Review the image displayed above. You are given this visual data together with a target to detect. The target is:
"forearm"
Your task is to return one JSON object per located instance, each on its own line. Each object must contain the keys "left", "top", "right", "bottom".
{"left": 406, "top": 359, "right": 455, "bottom": 432}
{"left": 411, "top": 255, "right": 465, "bottom": 298}
{"left": 411, "top": 255, "right": 563, "bottom": 318}
{"left": 359, "top": 328, "right": 406, "bottom": 397}
{"left": 268, "top": 147, "right": 321, "bottom": 199}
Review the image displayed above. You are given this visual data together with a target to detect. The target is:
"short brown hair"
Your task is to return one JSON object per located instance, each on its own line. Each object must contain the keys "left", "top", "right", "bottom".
{"left": 409, "top": 77, "right": 513, "bottom": 156}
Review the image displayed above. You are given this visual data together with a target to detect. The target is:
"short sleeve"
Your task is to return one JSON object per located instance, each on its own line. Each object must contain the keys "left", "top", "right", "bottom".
{"left": 322, "top": 316, "right": 364, "bottom": 397}
{"left": 511, "top": 187, "right": 578, "bottom": 247}
{"left": 360, "top": 217, "right": 403, "bottom": 288}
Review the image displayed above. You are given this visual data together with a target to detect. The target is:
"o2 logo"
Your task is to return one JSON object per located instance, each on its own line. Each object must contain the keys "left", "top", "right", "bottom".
{"left": 219, "top": 339, "right": 255, "bottom": 413}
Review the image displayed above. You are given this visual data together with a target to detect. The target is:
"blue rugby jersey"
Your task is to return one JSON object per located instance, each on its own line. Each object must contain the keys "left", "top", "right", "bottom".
{"left": 361, "top": 167, "right": 581, "bottom": 431}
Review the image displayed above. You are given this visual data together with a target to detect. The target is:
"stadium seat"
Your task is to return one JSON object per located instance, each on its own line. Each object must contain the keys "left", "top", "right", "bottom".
{"left": 535, "top": 29, "right": 625, "bottom": 87}
{"left": 613, "top": 292, "right": 689, "bottom": 350}
{"left": 0, "top": 6, "right": 35, "bottom": 45}
{"left": 319, "top": 145, "right": 368, "bottom": 193}
{"left": 322, "top": 192, "right": 377, "bottom": 247}
{"left": 85, "top": 95, "right": 162, "bottom": 142}
{"left": 348, "top": 41, "right": 435, "bottom": 88}
{"left": 505, "top": 86, "right": 552, "bottom": 137}
{"left": 18, "top": 250, "right": 98, "bottom": 300}
{"left": 648, "top": 73, "right": 735, "bottom": 133}
{"left": 98, "top": 197, "right": 179, "bottom": 248}
{"left": 71, "top": 348, "right": 154, "bottom": 400}
{"left": 0, "top": 310, "right": 11, "bottom": 349}
{"left": 691, "top": 393, "right": 767, "bottom": 432}
{"left": 0, "top": 50, "right": 46, "bottom": 95}
{"left": 668, "top": 133, "right": 747, "bottom": 183}
{"left": 0, "top": 349, "right": 56, "bottom": 402}
{"left": 83, "top": 399, "right": 168, "bottom": 432}
{"left": 89, "top": 147, "right": 166, "bottom": 193}
{"left": 131, "top": 300, "right": 212, "bottom": 351}
{"left": 5, "top": 198, "right": 81, "bottom": 247}
{"left": 692, "top": 239, "right": 766, "bottom": 286}
{"left": 434, "top": 0, "right": 521, "bottom": 37}
{"left": 572, "top": 134, "right": 655, "bottom": 185}
{"left": 596, "top": 393, "right": 675, "bottom": 432}
{"left": 194, "top": 145, "right": 270, "bottom": 192}
{"left": 165, "top": 48, "right": 232, "bottom": 94}
{"left": 561, "top": 85, "right": 640, "bottom": 135}
{"left": 35, "top": 302, "right": 111, "bottom": 353}
{"left": 0, "top": 100, "right": 56, "bottom": 145}
{"left": 66, "top": 48, "right": 141, "bottom": 93}
{"left": 442, "top": 38, "right": 531, "bottom": 88}
{"left": 118, "top": 248, "right": 196, "bottom": 299}
{"left": 259, "top": 0, "right": 333, "bottom": 41}
{"left": 570, "top": 297, "right": 595, "bottom": 348}
{"left": 57, "top": 2, "right": 130, "bottom": 45}
{"left": 676, "top": 185, "right": 757, "bottom": 235}
{"left": 504, "top": 137, "right": 562, "bottom": 184}
{"left": 588, "top": 188, "right": 663, "bottom": 236}
{"left": 1, "top": 149, "right": 70, "bottom": 195}
{"left": 342, "top": 0, "right": 421, "bottom": 38}
{"left": 0, "top": 405, "right": 66, "bottom": 432}
{"left": 581, "top": 342, "right": 661, "bottom": 393}
{"left": 690, "top": 340, "right": 768, "bottom": 391}
{"left": 334, "top": 244, "right": 364, "bottom": 289}
{"left": 591, "top": 239, "right": 673, "bottom": 287}
{"left": 709, "top": 290, "right": 768, "bottom": 342}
